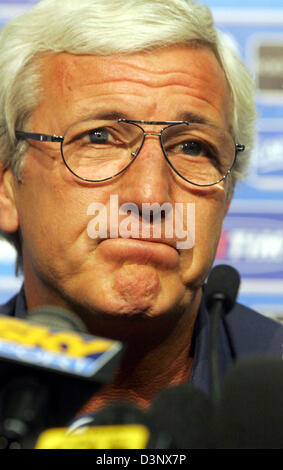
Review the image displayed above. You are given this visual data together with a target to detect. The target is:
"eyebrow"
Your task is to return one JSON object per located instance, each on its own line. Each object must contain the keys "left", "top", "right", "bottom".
{"left": 176, "top": 111, "right": 214, "bottom": 126}
{"left": 78, "top": 110, "right": 129, "bottom": 121}
{"left": 76, "top": 110, "right": 214, "bottom": 125}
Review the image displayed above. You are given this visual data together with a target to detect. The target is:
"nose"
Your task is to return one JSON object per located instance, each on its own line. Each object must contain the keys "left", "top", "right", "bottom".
{"left": 118, "top": 132, "right": 173, "bottom": 210}
{"left": 131, "top": 131, "right": 162, "bottom": 158}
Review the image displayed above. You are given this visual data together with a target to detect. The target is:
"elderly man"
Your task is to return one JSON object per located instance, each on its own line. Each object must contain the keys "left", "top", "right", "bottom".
{"left": 0, "top": 0, "right": 282, "bottom": 425}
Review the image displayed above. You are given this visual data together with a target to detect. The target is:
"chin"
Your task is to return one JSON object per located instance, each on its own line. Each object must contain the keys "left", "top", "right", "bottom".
{"left": 85, "top": 288, "right": 190, "bottom": 322}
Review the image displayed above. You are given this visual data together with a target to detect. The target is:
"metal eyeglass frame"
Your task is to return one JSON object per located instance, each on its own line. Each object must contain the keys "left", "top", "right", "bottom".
{"left": 15, "top": 119, "right": 245, "bottom": 187}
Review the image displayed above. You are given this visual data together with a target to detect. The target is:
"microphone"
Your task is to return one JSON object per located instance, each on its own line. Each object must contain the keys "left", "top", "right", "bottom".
{"left": 27, "top": 305, "right": 88, "bottom": 333}
{"left": 35, "top": 358, "right": 283, "bottom": 450}
{"left": 213, "top": 357, "right": 283, "bottom": 449}
{"left": 204, "top": 264, "right": 241, "bottom": 400}
{"left": 0, "top": 306, "right": 124, "bottom": 449}
{"left": 35, "top": 401, "right": 170, "bottom": 449}
{"left": 93, "top": 401, "right": 172, "bottom": 449}
{"left": 35, "top": 385, "right": 214, "bottom": 449}
{"left": 147, "top": 384, "right": 214, "bottom": 449}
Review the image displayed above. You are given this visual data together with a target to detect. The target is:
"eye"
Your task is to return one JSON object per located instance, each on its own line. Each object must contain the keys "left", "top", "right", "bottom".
{"left": 181, "top": 140, "right": 206, "bottom": 156}
{"left": 88, "top": 128, "right": 110, "bottom": 144}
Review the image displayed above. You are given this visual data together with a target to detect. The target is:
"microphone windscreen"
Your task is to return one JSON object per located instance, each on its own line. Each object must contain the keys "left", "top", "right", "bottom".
{"left": 147, "top": 384, "right": 214, "bottom": 449}
{"left": 27, "top": 305, "right": 88, "bottom": 333}
{"left": 73, "top": 401, "right": 170, "bottom": 449}
{"left": 205, "top": 264, "right": 240, "bottom": 312}
{"left": 91, "top": 401, "right": 147, "bottom": 426}
{"left": 214, "top": 357, "right": 283, "bottom": 449}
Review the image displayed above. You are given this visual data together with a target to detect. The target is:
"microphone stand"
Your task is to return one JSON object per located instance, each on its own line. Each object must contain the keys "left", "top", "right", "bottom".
{"left": 209, "top": 293, "right": 225, "bottom": 402}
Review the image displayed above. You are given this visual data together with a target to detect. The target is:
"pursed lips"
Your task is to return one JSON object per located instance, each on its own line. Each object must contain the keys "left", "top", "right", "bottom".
{"left": 97, "top": 237, "right": 181, "bottom": 270}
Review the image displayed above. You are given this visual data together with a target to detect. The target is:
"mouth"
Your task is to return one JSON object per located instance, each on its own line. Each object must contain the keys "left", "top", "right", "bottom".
{"left": 97, "top": 237, "right": 180, "bottom": 269}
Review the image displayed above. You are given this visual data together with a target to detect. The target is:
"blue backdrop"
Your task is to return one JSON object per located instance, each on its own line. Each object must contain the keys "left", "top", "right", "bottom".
{"left": 0, "top": 0, "right": 282, "bottom": 321}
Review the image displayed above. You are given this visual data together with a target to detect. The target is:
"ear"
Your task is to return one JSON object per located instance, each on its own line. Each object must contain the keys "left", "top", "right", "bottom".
{"left": 0, "top": 164, "right": 19, "bottom": 233}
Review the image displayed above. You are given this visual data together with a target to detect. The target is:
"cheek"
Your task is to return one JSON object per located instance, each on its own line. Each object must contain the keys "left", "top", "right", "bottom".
{"left": 16, "top": 176, "right": 115, "bottom": 280}
{"left": 16, "top": 177, "right": 88, "bottom": 256}
{"left": 176, "top": 184, "right": 226, "bottom": 248}
{"left": 197, "top": 200, "right": 225, "bottom": 242}
{"left": 178, "top": 191, "right": 227, "bottom": 284}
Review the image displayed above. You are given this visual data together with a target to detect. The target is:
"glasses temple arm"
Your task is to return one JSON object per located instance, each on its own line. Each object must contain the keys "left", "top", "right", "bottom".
{"left": 15, "top": 131, "right": 63, "bottom": 143}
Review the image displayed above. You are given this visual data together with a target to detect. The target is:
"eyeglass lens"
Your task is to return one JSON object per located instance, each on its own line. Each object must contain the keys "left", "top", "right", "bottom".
{"left": 62, "top": 120, "right": 236, "bottom": 184}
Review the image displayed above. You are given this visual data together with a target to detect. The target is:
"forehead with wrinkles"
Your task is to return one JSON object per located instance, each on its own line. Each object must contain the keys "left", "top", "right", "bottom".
{"left": 33, "top": 45, "right": 231, "bottom": 130}
{"left": 39, "top": 43, "right": 229, "bottom": 89}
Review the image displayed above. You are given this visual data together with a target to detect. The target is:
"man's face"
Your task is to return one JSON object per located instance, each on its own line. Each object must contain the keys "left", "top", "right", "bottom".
{"left": 9, "top": 45, "right": 231, "bottom": 327}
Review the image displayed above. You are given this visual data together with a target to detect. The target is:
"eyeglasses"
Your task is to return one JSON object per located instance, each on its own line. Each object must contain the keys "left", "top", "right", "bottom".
{"left": 15, "top": 119, "right": 245, "bottom": 186}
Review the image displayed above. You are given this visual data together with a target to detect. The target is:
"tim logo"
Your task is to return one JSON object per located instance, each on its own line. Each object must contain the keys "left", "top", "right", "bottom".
{"left": 215, "top": 213, "right": 283, "bottom": 279}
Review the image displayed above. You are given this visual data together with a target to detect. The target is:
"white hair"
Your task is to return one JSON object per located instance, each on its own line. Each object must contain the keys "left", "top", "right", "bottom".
{"left": 0, "top": 0, "right": 256, "bottom": 269}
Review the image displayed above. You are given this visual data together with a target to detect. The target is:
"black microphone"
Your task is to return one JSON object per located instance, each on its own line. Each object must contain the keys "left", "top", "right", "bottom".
{"left": 204, "top": 264, "right": 241, "bottom": 400}
{"left": 35, "top": 385, "right": 214, "bottom": 449}
{"left": 147, "top": 384, "right": 214, "bottom": 449}
{"left": 35, "top": 359, "right": 283, "bottom": 450}
{"left": 0, "top": 306, "right": 124, "bottom": 449}
{"left": 35, "top": 401, "right": 170, "bottom": 449}
{"left": 93, "top": 401, "right": 172, "bottom": 449}
{"left": 213, "top": 356, "right": 283, "bottom": 449}
{"left": 92, "top": 401, "right": 171, "bottom": 449}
